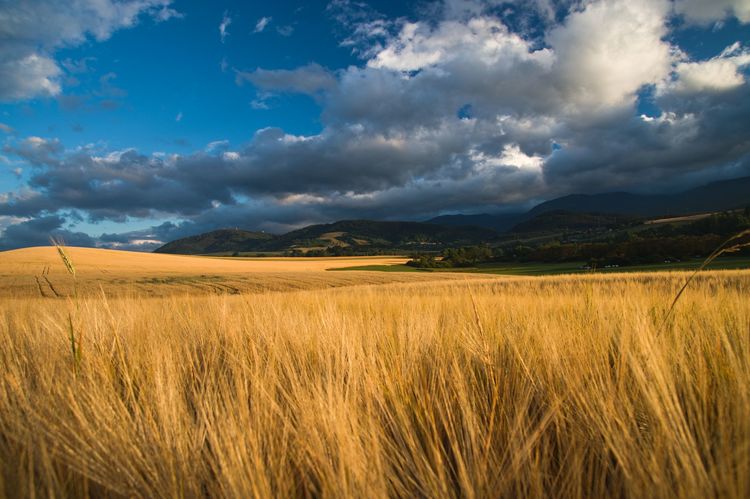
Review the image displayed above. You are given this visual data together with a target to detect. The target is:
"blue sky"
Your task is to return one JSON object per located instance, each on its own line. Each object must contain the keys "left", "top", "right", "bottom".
{"left": 1, "top": 0, "right": 750, "bottom": 250}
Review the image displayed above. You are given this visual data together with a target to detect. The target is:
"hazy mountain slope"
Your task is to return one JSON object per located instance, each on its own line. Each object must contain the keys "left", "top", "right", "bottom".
{"left": 529, "top": 176, "right": 750, "bottom": 217}
{"left": 154, "top": 229, "right": 275, "bottom": 255}
{"left": 155, "top": 221, "right": 499, "bottom": 254}
{"left": 155, "top": 176, "right": 750, "bottom": 254}
{"left": 269, "top": 220, "right": 499, "bottom": 250}
{"left": 426, "top": 213, "right": 525, "bottom": 232}
{"left": 156, "top": 220, "right": 498, "bottom": 254}
{"left": 509, "top": 210, "right": 635, "bottom": 233}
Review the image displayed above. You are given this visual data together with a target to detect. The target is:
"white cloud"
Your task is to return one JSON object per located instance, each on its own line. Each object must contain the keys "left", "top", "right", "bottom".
{"left": 206, "top": 140, "right": 229, "bottom": 152}
{"left": 254, "top": 16, "right": 272, "bottom": 33}
{"left": 154, "top": 5, "right": 183, "bottom": 22}
{"left": 5, "top": 0, "right": 750, "bottom": 241}
{"left": 276, "top": 25, "right": 295, "bottom": 37}
{"left": 250, "top": 99, "right": 271, "bottom": 110}
{"left": 0, "top": 123, "right": 15, "bottom": 134}
{"left": 674, "top": 0, "right": 750, "bottom": 25}
{"left": 0, "top": 53, "right": 62, "bottom": 100}
{"left": 219, "top": 11, "right": 232, "bottom": 43}
{"left": 663, "top": 42, "right": 750, "bottom": 94}
{"left": 359, "top": 0, "right": 672, "bottom": 117}
{"left": 0, "top": 0, "right": 180, "bottom": 101}
{"left": 175, "top": 111, "right": 183, "bottom": 122}
{"left": 547, "top": 0, "right": 672, "bottom": 109}
{"left": 499, "top": 144, "right": 545, "bottom": 170}
{"left": 368, "top": 18, "right": 546, "bottom": 72}
{"left": 470, "top": 144, "right": 545, "bottom": 173}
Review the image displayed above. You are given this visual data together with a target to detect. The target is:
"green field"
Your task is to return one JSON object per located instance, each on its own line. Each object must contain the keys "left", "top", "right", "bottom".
{"left": 333, "top": 256, "right": 750, "bottom": 276}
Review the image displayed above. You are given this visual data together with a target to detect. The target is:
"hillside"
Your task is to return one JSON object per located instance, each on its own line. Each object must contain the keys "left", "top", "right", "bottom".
{"left": 272, "top": 220, "right": 498, "bottom": 250}
{"left": 155, "top": 176, "right": 750, "bottom": 254}
{"left": 419, "top": 176, "right": 750, "bottom": 232}
{"left": 155, "top": 220, "right": 499, "bottom": 255}
{"left": 426, "top": 213, "right": 525, "bottom": 232}
{"left": 154, "top": 229, "right": 274, "bottom": 255}
{"left": 509, "top": 210, "right": 635, "bottom": 233}
{"left": 529, "top": 176, "right": 750, "bottom": 217}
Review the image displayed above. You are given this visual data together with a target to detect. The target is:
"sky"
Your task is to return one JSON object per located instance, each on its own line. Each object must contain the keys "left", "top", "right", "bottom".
{"left": 1, "top": 0, "right": 750, "bottom": 250}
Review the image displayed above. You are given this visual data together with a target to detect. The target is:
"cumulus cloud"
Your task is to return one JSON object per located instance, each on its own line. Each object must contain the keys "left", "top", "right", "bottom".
{"left": 662, "top": 42, "right": 750, "bottom": 95}
{"left": 4, "top": 136, "right": 64, "bottom": 166}
{"left": 3, "top": 0, "right": 750, "bottom": 250}
{"left": 674, "top": 0, "right": 750, "bottom": 25}
{"left": 0, "top": 215, "right": 95, "bottom": 251}
{"left": 547, "top": 0, "right": 672, "bottom": 109}
{"left": 0, "top": 0, "right": 180, "bottom": 101}
{"left": 326, "top": 0, "right": 400, "bottom": 58}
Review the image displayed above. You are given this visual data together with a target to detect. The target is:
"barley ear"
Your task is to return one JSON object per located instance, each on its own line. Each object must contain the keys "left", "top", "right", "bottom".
{"left": 660, "top": 228, "right": 750, "bottom": 333}
{"left": 50, "top": 237, "right": 76, "bottom": 278}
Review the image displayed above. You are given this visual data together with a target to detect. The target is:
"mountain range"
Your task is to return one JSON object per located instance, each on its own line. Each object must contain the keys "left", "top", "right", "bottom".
{"left": 426, "top": 175, "right": 750, "bottom": 232}
{"left": 155, "top": 220, "right": 499, "bottom": 255}
{"left": 156, "top": 175, "right": 750, "bottom": 254}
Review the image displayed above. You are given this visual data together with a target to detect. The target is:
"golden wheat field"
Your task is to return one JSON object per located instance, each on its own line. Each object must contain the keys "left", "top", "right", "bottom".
{"left": 0, "top": 247, "right": 749, "bottom": 498}
{"left": 0, "top": 246, "right": 478, "bottom": 298}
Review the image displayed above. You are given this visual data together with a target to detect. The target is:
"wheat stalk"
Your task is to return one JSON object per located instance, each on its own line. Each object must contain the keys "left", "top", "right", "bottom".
{"left": 660, "top": 228, "right": 750, "bottom": 332}
{"left": 50, "top": 237, "right": 82, "bottom": 372}
{"left": 51, "top": 237, "right": 76, "bottom": 278}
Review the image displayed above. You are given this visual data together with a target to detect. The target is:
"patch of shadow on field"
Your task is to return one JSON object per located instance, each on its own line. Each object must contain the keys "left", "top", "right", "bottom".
{"left": 133, "top": 275, "right": 242, "bottom": 295}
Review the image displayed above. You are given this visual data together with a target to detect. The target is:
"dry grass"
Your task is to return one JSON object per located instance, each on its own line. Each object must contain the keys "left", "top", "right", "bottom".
{"left": 0, "top": 246, "right": 478, "bottom": 298}
{"left": 0, "top": 258, "right": 748, "bottom": 497}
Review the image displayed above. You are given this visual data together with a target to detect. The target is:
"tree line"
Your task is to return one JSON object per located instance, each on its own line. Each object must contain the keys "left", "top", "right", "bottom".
{"left": 408, "top": 209, "right": 750, "bottom": 269}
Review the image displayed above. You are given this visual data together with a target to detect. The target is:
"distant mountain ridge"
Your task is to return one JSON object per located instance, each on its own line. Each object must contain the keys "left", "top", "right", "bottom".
{"left": 426, "top": 213, "right": 524, "bottom": 232}
{"left": 509, "top": 210, "right": 634, "bottom": 233}
{"left": 156, "top": 175, "right": 750, "bottom": 254}
{"left": 155, "top": 220, "right": 499, "bottom": 255}
{"left": 154, "top": 229, "right": 273, "bottom": 255}
{"left": 528, "top": 175, "right": 750, "bottom": 217}
{"left": 426, "top": 175, "right": 750, "bottom": 231}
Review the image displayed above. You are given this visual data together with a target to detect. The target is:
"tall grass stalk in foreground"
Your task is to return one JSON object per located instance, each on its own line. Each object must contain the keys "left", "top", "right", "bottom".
{"left": 662, "top": 229, "right": 750, "bottom": 330}
{"left": 0, "top": 272, "right": 748, "bottom": 498}
{"left": 51, "top": 238, "right": 82, "bottom": 373}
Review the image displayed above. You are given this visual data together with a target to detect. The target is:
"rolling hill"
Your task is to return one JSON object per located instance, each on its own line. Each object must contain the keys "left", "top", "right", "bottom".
{"left": 426, "top": 213, "right": 525, "bottom": 232}
{"left": 157, "top": 175, "right": 750, "bottom": 254}
{"left": 154, "top": 229, "right": 274, "bottom": 254}
{"left": 156, "top": 220, "right": 499, "bottom": 255}
{"left": 528, "top": 175, "right": 750, "bottom": 217}
{"left": 424, "top": 175, "right": 750, "bottom": 232}
{"left": 509, "top": 210, "right": 635, "bottom": 233}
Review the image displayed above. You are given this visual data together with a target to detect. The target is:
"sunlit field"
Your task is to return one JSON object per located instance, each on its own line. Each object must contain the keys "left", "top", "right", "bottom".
{"left": 0, "top": 247, "right": 471, "bottom": 298}
{"left": 1, "top": 248, "right": 749, "bottom": 498}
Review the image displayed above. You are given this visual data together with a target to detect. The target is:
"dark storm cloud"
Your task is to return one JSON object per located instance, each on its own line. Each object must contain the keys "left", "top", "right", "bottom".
{"left": 0, "top": 215, "right": 95, "bottom": 250}
{"left": 4, "top": 136, "right": 64, "bottom": 166}
{"left": 3, "top": 0, "right": 750, "bottom": 250}
{"left": 0, "top": 148, "right": 233, "bottom": 222}
{"left": 543, "top": 84, "right": 750, "bottom": 193}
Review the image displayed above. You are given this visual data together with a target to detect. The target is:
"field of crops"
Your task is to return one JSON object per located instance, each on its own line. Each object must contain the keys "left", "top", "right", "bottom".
{"left": 1, "top": 246, "right": 749, "bottom": 497}
{"left": 0, "top": 246, "right": 478, "bottom": 298}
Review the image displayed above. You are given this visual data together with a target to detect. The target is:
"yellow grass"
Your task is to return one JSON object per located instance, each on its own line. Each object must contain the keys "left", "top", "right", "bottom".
{"left": 0, "top": 247, "right": 749, "bottom": 497}
{"left": 0, "top": 246, "right": 477, "bottom": 298}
